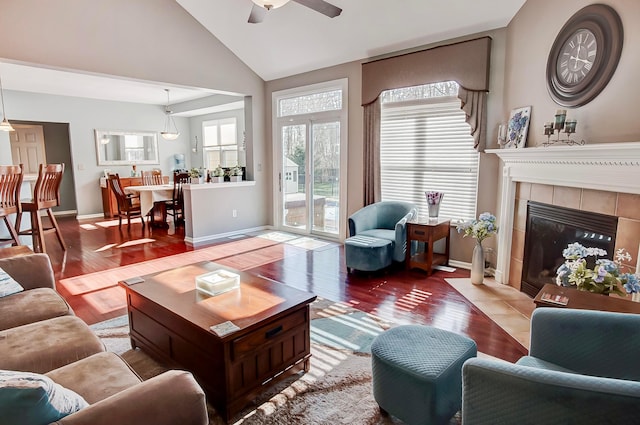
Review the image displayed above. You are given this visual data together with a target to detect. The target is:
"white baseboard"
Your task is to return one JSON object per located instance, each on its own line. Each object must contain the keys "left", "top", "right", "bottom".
{"left": 76, "top": 213, "right": 105, "bottom": 220}
{"left": 449, "top": 259, "right": 470, "bottom": 270}
{"left": 185, "top": 225, "right": 272, "bottom": 247}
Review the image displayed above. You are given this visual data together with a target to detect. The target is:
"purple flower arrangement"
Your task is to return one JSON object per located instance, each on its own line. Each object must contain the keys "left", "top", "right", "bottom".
{"left": 425, "top": 191, "right": 444, "bottom": 205}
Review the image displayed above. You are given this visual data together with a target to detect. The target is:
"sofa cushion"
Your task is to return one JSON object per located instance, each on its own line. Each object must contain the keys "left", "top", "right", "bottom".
{"left": 0, "top": 369, "right": 88, "bottom": 425}
{"left": 0, "top": 316, "right": 105, "bottom": 374}
{"left": 358, "top": 228, "right": 396, "bottom": 244}
{"left": 0, "top": 267, "right": 24, "bottom": 298}
{"left": 0, "top": 288, "right": 73, "bottom": 331}
{"left": 46, "top": 352, "right": 142, "bottom": 404}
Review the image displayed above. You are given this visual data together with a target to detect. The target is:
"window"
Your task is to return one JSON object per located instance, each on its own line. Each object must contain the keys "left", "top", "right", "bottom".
{"left": 380, "top": 82, "right": 478, "bottom": 222}
{"left": 124, "top": 134, "right": 145, "bottom": 162}
{"left": 273, "top": 78, "right": 348, "bottom": 237}
{"left": 202, "top": 118, "right": 238, "bottom": 169}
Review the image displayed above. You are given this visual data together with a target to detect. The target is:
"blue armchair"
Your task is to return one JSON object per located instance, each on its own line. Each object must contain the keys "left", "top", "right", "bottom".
{"left": 345, "top": 201, "right": 417, "bottom": 272}
{"left": 462, "top": 308, "right": 640, "bottom": 424}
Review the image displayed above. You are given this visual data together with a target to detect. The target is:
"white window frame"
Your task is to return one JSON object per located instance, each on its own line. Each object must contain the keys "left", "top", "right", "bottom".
{"left": 272, "top": 78, "right": 349, "bottom": 240}
{"left": 202, "top": 117, "right": 239, "bottom": 170}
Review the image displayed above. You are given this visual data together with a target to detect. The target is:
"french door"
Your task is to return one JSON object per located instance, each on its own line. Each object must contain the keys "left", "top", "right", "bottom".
{"left": 278, "top": 119, "right": 341, "bottom": 237}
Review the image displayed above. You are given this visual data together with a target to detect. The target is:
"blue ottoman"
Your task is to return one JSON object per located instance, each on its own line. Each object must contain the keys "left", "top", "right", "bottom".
{"left": 371, "top": 325, "right": 477, "bottom": 425}
{"left": 345, "top": 235, "right": 393, "bottom": 272}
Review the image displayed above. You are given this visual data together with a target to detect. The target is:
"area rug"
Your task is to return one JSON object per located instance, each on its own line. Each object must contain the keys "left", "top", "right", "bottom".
{"left": 91, "top": 298, "right": 462, "bottom": 425}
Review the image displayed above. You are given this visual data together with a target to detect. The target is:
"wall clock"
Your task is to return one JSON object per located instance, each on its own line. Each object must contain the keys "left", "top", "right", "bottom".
{"left": 546, "top": 4, "right": 623, "bottom": 107}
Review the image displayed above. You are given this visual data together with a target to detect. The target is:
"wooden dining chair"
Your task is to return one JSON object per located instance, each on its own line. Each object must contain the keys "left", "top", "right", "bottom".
{"left": 107, "top": 173, "right": 145, "bottom": 229}
{"left": 15, "top": 163, "right": 66, "bottom": 253}
{"left": 0, "top": 164, "right": 24, "bottom": 247}
{"left": 141, "top": 169, "right": 164, "bottom": 186}
{"left": 165, "top": 171, "right": 190, "bottom": 227}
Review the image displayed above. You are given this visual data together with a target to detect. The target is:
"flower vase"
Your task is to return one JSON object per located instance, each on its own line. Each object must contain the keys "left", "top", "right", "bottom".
{"left": 428, "top": 203, "right": 441, "bottom": 219}
{"left": 471, "top": 241, "right": 485, "bottom": 285}
{"left": 425, "top": 191, "right": 444, "bottom": 220}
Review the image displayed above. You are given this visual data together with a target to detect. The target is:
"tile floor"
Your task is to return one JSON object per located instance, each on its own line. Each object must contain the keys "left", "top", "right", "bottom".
{"left": 446, "top": 277, "right": 535, "bottom": 350}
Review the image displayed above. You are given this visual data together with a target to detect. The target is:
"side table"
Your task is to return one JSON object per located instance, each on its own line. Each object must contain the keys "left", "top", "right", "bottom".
{"left": 406, "top": 219, "right": 450, "bottom": 275}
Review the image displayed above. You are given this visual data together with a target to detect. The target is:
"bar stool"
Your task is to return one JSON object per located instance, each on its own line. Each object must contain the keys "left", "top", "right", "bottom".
{"left": 15, "top": 163, "right": 66, "bottom": 253}
{"left": 0, "top": 164, "right": 24, "bottom": 247}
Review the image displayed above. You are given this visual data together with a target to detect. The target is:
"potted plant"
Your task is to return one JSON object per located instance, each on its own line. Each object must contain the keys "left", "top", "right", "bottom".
{"left": 229, "top": 165, "right": 243, "bottom": 182}
{"left": 210, "top": 165, "right": 224, "bottom": 183}
{"left": 189, "top": 167, "right": 204, "bottom": 184}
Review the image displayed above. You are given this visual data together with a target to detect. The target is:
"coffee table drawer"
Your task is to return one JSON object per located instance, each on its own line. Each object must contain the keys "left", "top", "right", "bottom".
{"left": 232, "top": 308, "right": 306, "bottom": 358}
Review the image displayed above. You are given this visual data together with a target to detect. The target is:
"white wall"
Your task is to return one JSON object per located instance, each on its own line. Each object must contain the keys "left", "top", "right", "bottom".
{"left": 0, "top": 0, "right": 268, "bottom": 227}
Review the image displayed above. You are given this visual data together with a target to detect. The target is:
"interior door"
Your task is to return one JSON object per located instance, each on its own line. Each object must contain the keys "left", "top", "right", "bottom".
{"left": 10, "top": 124, "right": 47, "bottom": 173}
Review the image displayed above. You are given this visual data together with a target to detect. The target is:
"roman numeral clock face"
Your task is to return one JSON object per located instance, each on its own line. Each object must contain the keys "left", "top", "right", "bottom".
{"left": 557, "top": 29, "right": 597, "bottom": 86}
{"left": 546, "top": 4, "right": 623, "bottom": 107}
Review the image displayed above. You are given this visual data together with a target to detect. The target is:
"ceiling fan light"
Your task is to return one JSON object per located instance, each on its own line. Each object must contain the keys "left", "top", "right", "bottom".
{"left": 252, "top": 0, "right": 290, "bottom": 9}
{"left": 0, "top": 117, "right": 14, "bottom": 132}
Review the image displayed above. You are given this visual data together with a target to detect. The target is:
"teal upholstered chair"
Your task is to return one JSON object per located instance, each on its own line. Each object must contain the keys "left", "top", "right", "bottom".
{"left": 345, "top": 201, "right": 417, "bottom": 272}
{"left": 462, "top": 308, "right": 640, "bottom": 424}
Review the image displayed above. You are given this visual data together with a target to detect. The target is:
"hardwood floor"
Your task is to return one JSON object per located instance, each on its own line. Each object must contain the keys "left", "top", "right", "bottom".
{"left": 43, "top": 215, "right": 527, "bottom": 362}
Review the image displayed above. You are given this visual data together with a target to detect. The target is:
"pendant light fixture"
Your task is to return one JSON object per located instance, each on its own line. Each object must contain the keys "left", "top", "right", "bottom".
{"left": 0, "top": 71, "right": 14, "bottom": 132}
{"left": 160, "top": 88, "right": 180, "bottom": 141}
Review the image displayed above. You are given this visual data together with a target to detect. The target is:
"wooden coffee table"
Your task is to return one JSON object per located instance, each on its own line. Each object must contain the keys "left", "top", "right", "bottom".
{"left": 119, "top": 261, "right": 317, "bottom": 421}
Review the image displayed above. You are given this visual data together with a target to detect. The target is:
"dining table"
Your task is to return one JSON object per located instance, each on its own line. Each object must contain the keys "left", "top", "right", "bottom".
{"left": 125, "top": 184, "right": 173, "bottom": 227}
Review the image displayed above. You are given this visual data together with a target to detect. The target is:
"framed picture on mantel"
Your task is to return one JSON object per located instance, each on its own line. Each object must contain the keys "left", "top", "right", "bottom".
{"left": 505, "top": 106, "right": 531, "bottom": 148}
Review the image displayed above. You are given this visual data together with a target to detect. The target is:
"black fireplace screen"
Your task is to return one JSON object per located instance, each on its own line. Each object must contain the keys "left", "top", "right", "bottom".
{"left": 521, "top": 201, "right": 618, "bottom": 298}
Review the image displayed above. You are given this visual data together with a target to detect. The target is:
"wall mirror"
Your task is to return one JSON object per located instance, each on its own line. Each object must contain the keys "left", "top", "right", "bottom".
{"left": 95, "top": 129, "right": 159, "bottom": 165}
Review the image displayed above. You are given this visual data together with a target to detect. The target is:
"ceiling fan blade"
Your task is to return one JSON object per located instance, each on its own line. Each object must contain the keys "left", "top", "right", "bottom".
{"left": 292, "top": 0, "right": 342, "bottom": 18}
{"left": 248, "top": 4, "right": 267, "bottom": 23}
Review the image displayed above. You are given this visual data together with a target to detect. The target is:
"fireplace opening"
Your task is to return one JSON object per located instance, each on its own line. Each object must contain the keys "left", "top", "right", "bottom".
{"left": 521, "top": 201, "right": 618, "bottom": 298}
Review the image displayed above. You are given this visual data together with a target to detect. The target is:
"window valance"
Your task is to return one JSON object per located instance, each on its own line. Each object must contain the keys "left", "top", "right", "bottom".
{"left": 361, "top": 36, "right": 492, "bottom": 106}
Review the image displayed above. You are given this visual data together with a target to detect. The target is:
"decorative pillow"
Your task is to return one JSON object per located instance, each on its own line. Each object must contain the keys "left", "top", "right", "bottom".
{"left": 0, "top": 267, "right": 23, "bottom": 297}
{"left": 0, "top": 370, "right": 89, "bottom": 425}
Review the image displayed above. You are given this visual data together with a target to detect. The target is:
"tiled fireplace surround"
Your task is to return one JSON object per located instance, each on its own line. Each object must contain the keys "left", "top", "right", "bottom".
{"left": 488, "top": 142, "right": 640, "bottom": 293}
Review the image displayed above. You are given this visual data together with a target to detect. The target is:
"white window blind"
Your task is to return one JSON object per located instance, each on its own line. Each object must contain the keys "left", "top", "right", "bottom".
{"left": 380, "top": 96, "right": 478, "bottom": 222}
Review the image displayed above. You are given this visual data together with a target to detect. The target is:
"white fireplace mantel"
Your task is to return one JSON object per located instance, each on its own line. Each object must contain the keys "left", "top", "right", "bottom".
{"left": 486, "top": 142, "right": 640, "bottom": 284}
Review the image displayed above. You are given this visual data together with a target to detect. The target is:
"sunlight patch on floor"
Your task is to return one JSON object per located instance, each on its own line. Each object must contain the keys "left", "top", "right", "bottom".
{"left": 94, "top": 243, "right": 118, "bottom": 252}
{"left": 80, "top": 223, "right": 98, "bottom": 230}
{"left": 257, "top": 231, "right": 300, "bottom": 243}
{"left": 117, "top": 238, "right": 155, "bottom": 248}
{"left": 93, "top": 219, "right": 123, "bottom": 228}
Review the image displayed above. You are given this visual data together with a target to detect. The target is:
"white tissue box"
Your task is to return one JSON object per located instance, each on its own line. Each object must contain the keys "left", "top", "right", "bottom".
{"left": 195, "top": 270, "right": 240, "bottom": 296}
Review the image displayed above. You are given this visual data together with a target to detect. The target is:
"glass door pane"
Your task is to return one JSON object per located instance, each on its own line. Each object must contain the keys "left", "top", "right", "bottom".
{"left": 311, "top": 121, "right": 340, "bottom": 235}
{"left": 282, "top": 124, "right": 307, "bottom": 231}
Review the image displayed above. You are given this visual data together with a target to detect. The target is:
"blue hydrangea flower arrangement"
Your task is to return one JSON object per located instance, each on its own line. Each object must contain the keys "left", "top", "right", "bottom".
{"left": 556, "top": 242, "right": 639, "bottom": 296}
{"left": 456, "top": 212, "right": 498, "bottom": 243}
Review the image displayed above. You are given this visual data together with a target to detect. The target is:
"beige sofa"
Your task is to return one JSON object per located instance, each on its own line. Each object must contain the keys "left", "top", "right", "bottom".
{"left": 0, "top": 253, "right": 209, "bottom": 425}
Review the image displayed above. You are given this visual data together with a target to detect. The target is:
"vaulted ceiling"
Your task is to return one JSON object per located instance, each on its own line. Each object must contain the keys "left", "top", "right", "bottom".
{"left": 0, "top": 0, "right": 526, "bottom": 106}
{"left": 177, "top": 0, "right": 527, "bottom": 81}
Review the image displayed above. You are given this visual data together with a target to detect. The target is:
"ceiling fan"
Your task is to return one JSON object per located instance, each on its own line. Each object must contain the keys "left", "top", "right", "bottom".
{"left": 248, "top": 0, "right": 342, "bottom": 24}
